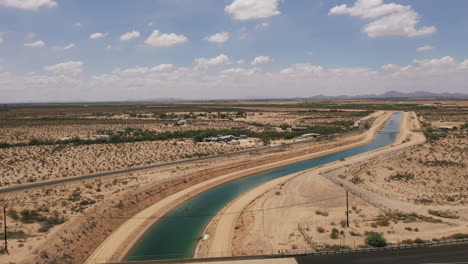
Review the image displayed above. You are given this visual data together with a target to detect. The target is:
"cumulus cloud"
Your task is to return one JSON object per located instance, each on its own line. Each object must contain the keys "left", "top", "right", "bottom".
{"left": 205, "top": 32, "right": 230, "bottom": 43}
{"left": 120, "top": 30, "right": 141, "bottom": 41}
{"left": 0, "top": 33, "right": 4, "bottom": 44}
{"left": 151, "top": 64, "right": 174, "bottom": 72}
{"left": 195, "top": 54, "right": 230, "bottom": 71}
{"left": 329, "top": 0, "right": 436, "bottom": 38}
{"left": 251, "top": 56, "right": 272, "bottom": 65}
{"left": 89, "top": 32, "right": 107, "bottom": 40}
{"left": 0, "top": 0, "right": 57, "bottom": 11}
{"left": 63, "top": 43, "right": 75, "bottom": 50}
{"left": 44, "top": 61, "right": 84, "bottom": 76}
{"left": 2, "top": 56, "right": 468, "bottom": 103}
{"left": 417, "top": 45, "right": 434, "bottom": 52}
{"left": 24, "top": 40, "right": 45, "bottom": 48}
{"left": 73, "top": 22, "right": 81, "bottom": 28}
{"left": 145, "top": 30, "right": 187, "bottom": 47}
{"left": 255, "top": 22, "right": 270, "bottom": 29}
{"left": 225, "top": 0, "right": 280, "bottom": 20}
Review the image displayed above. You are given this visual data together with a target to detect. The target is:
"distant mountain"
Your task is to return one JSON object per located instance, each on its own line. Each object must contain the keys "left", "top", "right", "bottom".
{"left": 308, "top": 91, "right": 468, "bottom": 100}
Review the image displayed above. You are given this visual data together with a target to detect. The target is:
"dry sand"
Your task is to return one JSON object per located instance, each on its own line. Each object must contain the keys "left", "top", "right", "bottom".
{"left": 84, "top": 111, "right": 391, "bottom": 263}
{"left": 196, "top": 112, "right": 431, "bottom": 257}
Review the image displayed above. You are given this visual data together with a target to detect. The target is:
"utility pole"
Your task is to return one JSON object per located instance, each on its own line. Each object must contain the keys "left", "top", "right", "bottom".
{"left": 346, "top": 190, "right": 350, "bottom": 228}
{"left": 3, "top": 207, "right": 7, "bottom": 254}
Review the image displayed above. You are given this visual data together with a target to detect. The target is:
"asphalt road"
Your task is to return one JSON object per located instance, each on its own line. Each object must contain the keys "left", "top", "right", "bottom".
{"left": 295, "top": 243, "right": 468, "bottom": 264}
{"left": 0, "top": 127, "right": 364, "bottom": 194}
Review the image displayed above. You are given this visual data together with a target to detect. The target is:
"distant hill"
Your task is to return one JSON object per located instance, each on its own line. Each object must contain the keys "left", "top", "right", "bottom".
{"left": 307, "top": 91, "right": 468, "bottom": 100}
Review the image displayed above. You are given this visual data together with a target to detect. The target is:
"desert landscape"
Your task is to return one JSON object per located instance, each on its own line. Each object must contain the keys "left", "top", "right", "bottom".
{"left": 0, "top": 100, "right": 467, "bottom": 264}
{"left": 196, "top": 107, "right": 468, "bottom": 257}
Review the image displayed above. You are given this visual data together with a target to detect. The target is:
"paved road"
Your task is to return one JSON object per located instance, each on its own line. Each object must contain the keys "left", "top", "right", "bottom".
{"left": 295, "top": 243, "right": 468, "bottom": 264}
{"left": 109, "top": 243, "right": 468, "bottom": 264}
{"left": 0, "top": 126, "right": 366, "bottom": 194}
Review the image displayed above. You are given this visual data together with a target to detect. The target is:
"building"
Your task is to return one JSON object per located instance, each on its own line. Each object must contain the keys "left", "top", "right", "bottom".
{"left": 95, "top": 134, "right": 110, "bottom": 140}
{"left": 217, "top": 135, "right": 235, "bottom": 142}
{"left": 300, "top": 133, "right": 320, "bottom": 139}
{"left": 228, "top": 140, "right": 240, "bottom": 145}
{"left": 176, "top": 120, "right": 187, "bottom": 126}
{"left": 439, "top": 125, "right": 457, "bottom": 130}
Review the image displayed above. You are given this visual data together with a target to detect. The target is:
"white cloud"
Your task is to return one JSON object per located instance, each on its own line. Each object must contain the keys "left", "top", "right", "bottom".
{"left": 120, "top": 30, "right": 141, "bottom": 41}
{"left": 417, "top": 45, "right": 434, "bottom": 52}
{"left": 195, "top": 54, "right": 230, "bottom": 71}
{"left": 412, "top": 56, "right": 456, "bottom": 68}
{"left": 151, "top": 64, "right": 174, "bottom": 72}
{"left": 329, "top": 0, "right": 436, "bottom": 38}
{"left": 89, "top": 32, "right": 107, "bottom": 40}
{"left": 73, "top": 22, "right": 81, "bottom": 28}
{"left": 251, "top": 56, "right": 272, "bottom": 65}
{"left": 0, "top": 33, "right": 4, "bottom": 44}
{"left": 205, "top": 32, "right": 230, "bottom": 43}
{"left": 2, "top": 56, "right": 468, "bottom": 103}
{"left": 63, "top": 43, "right": 75, "bottom": 50}
{"left": 145, "top": 30, "right": 187, "bottom": 47}
{"left": 225, "top": 0, "right": 280, "bottom": 20}
{"left": 24, "top": 40, "right": 45, "bottom": 48}
{"left": 255, "top": 22, "right": 270, "bottom": 29}
{"left": 44, "top": 61, "right": 84, "bottom": 76}
{"left": 237, "top": 59, "right": 245, "bottom": 65}
{"left": 0, "top": 0, "right": 57, "bottom": 11}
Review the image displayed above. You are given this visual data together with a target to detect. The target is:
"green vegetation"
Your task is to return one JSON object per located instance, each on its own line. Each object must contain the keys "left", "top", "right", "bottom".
{"left": 448, "top": 233, "right": 468, "bottom": 239}
{"left": 365, "top": 232, "right": 387, "bottom": 247}
{"left": 427, "top": 210, "right": 459, "bottom": 219}
{"left": 330, "top": 228, "right": 340, "bottom": 239}
{"left": 0, "top": 125, "right": 355, "bottom": 149}
{"left": 19, "top": 209, "right": 65, "bottom": 232}
{"left": 388, "top": 173, "right": 415, "bottom": 182}
{"left": 383, "top": 211, "right": 443, "bottom": 223}
{"left": 323, "top": 245, "right": 351, "bottom": 251}
{"left": 0, "top": 230, "right": 29, "bottom": 239}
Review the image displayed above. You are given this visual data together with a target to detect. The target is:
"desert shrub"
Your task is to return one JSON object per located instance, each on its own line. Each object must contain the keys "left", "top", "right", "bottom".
{"left": 376, "top": 218, "right": 390, "bottom": 227}
{"left": 315, "top": 210, "right": 329, "bottom": 217}
{"left": 365, "top": 232, "right": 387, "bottom": 247}
{"left": 340, "top": 220, "right": 347, "bottom": 228}
{"left": 351, "top": 175, "right": 363, "bottom": 184}
{"left": 316, "top": 227, "right": 325, "bottom": 233}
{"left": 388, "top": 173, "right": 414, "bottom": 181}
{"left": 428, "top": 210, "right": 459, "bottom": 219}
{"left": 330, "top": 228, "right": 340, "bottom": 239}
{"left": 414, "top": 238, "right": 425, "bottom": 244}
{"left": 448, "top": 233, "right": 468, "bottom": 239}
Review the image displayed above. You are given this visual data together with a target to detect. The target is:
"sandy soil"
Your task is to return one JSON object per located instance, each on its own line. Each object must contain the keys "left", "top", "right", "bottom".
{"left": 196, "top": 112, "right": 440, "bottom": 257}
{"left": 82, "top": 111, "right": 391, "bottom": 263}
{"left": 0, "top": 140, "right": 251, "bottom": 187}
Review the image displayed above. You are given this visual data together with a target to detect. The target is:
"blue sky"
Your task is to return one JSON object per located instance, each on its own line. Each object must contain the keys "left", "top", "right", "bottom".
{"left": 0, "top": 0, "right": 467, "bottom": 102}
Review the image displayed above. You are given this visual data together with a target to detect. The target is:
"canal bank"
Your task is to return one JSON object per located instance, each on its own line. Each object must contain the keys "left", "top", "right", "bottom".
{"left": 123, "top": 112, "right": 401, "bottom": 261}
{"left": 85, "top": 111, "right": 396, "bottom": 264}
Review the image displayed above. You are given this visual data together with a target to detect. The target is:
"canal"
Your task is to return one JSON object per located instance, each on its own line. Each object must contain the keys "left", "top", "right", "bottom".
{"left": 126, "top": 112, "right": 402, "bottom": 261}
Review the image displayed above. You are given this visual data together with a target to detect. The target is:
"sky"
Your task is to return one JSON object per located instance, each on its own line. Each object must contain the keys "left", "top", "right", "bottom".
{"left": 0, "top": 0, "right": 467, "bottom": 103}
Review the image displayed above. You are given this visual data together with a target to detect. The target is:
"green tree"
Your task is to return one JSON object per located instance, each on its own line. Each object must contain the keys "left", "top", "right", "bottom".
{"left": 365, "top": 232, "right": 387, "bottom": 247}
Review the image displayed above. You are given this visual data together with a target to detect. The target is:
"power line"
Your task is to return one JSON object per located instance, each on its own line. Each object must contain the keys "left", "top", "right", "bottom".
{"left": 2, "top": 195, "right": 345, "bottom": 220}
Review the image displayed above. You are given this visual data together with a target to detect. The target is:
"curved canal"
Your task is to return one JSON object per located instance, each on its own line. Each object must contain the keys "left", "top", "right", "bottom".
{"left": 126, "top": 112, "right": 402, "bottom": 261}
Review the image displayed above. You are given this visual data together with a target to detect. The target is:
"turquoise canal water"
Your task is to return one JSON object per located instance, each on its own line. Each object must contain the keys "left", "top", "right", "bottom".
{"left": 125, "top": 112, "right": 402, "bottom": 261}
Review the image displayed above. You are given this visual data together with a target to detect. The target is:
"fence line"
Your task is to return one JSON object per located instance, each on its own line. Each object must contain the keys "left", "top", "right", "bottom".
{"left": 95, "top": 238, "right": 468, "bottom": 263}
